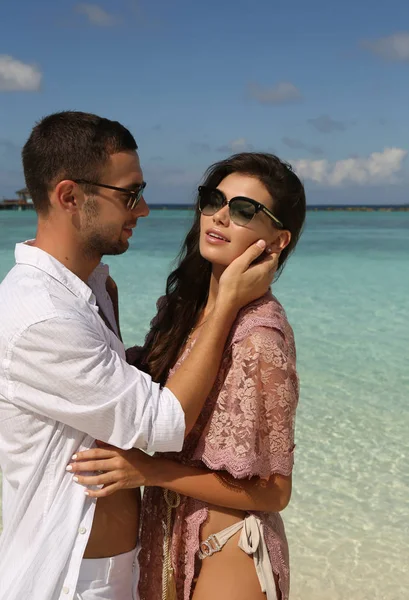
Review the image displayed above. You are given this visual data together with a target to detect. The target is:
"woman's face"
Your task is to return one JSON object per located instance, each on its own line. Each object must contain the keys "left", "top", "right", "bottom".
{"left": 199, "top": 172, "right": 290, "bottom": 269}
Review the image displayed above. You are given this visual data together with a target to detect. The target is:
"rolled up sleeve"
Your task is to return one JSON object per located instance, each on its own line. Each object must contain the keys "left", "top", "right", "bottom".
{"left": 6, "top": 314, "right": 185, "bottom": 453}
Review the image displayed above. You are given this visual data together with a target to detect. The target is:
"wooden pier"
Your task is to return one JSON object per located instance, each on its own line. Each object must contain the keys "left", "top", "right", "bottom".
{"left": 0, "top": 187, "right": 35, "bottom": 211}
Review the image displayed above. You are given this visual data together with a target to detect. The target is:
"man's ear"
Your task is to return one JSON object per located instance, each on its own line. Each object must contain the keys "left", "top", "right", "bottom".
{"left": 52, "top": 180, "right": 83, "bottom": 214}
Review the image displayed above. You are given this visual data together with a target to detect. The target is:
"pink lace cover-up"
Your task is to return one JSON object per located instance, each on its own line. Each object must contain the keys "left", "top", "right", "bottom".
{"left": 138, "top": 292, "right": 299, "bottom": 600}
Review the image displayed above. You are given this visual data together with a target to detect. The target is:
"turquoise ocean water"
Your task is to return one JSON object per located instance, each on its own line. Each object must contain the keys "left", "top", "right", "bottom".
{"left": 0, "top": 209, "right": 408, "bottom": 599}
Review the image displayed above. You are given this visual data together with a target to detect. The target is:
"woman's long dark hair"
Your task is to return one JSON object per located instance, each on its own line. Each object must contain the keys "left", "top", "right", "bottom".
{"left": 140, "top": 152, "right": 306, "bottom": 385}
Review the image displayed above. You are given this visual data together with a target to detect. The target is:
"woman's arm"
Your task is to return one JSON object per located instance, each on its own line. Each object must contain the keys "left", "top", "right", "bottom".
{"left": 149, "top": 455, "right": 292, "bottom": 512}
{"left": 68, "top": 447, "right": 291, "bottom": 512}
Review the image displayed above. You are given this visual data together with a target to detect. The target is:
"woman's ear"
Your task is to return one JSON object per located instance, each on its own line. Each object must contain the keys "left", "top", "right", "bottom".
{"left": 267, "top": 230, "right": 291, "bottom": 254}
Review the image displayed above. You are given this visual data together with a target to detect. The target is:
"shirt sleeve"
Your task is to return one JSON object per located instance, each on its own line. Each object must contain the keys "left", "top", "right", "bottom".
{"left": 198, "top": 325, "right": 299, "bottom": 479}
{"left": 6, "top": 314, "right": 185, "bottom": 453}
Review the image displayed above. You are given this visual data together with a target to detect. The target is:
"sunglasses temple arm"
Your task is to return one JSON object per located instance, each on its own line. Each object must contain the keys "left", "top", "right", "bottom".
{"left": 262, "top": 207, "right": 283, "bottom": 228}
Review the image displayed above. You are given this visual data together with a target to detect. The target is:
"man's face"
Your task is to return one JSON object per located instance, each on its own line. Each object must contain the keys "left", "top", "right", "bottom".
{"left": 81, "top": 150, "right": 149, "bottom": 257}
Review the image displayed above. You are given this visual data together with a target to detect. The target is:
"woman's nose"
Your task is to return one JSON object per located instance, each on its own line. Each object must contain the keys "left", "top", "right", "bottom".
{"left": 212, "top": 203, "right": 230, "bottom": 226}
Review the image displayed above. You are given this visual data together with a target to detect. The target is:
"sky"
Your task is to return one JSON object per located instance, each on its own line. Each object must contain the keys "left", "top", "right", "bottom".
{"left": 0, "top": 0, "right": 408, "bottom": 205}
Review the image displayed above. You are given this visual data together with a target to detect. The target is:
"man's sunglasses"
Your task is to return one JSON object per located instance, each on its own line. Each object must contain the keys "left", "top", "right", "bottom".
{"left": 73, "top": 179, "right": 147, "bottom": 211}
{"left": 198, "top": 186, "right": 283, "bottom": 228}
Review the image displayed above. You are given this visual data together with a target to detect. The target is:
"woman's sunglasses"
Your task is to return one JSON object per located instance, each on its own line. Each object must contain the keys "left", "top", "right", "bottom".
{"left": 198, "top": 186, "right": 283, "bottom": 228}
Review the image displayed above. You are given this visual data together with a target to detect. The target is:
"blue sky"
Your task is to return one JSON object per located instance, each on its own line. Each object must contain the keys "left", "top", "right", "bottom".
{"left": 1, "top": 0, "right": 408, "bottom": 204}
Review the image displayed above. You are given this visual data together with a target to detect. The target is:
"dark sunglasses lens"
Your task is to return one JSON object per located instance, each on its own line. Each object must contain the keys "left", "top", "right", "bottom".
{"left": 199, "top": 189, "right": 224, "bottom": 215}
{"left": 127, "top": 184, "right": 145, "bottom": 210}
{"left": 230, "top": 199, "right": 256, "bottom": 225}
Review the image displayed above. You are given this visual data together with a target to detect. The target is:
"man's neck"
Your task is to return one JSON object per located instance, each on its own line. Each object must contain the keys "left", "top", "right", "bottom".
{"left": 32, "top": 226, "right": 100, "bottom": 282}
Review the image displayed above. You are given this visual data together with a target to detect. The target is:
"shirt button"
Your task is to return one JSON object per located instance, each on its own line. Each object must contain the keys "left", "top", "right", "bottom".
{"left": 78, "top": 527, "right": 87, "bottom": 534}
{"left": 62, "top": 587, "right": 70, "bottom": 594}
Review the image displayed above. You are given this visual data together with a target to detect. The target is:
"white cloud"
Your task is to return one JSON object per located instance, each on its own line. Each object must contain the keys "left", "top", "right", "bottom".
{"left": 248, "top": 81, "right": 302, "bottom": 105}
{"left": 0, "top": 55, "right": 41, "bottom": 92}
{"left": 291, "top": 148, "right": 407, "bottom": 187}
{"left": 76, "top": 3, "right": 118, "bottom": 26}
{"left": 363, "top": 31, "right": 409, "bottom": 62}
{"left": 217, "top": 138, "right": 254, "bottom": 153}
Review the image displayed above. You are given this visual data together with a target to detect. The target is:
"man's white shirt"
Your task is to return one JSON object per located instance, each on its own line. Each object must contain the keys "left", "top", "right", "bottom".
{"left": 0, "top": 243, "right": 185, "bottom": 600}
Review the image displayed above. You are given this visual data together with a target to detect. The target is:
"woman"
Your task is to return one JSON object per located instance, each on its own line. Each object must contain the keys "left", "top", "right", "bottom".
{"left": 70, "top": 152, "right": 306, "bottom": 600}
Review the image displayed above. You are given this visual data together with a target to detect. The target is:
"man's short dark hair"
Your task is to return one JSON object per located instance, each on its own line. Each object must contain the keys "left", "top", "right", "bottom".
{"left": 22, "top": 111, "right": 138, "bottom": 215}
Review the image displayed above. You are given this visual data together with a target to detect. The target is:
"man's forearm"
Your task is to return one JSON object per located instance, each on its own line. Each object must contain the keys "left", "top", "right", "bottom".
{"left": 165, "top": 304, "right": 237, "bottom": 434}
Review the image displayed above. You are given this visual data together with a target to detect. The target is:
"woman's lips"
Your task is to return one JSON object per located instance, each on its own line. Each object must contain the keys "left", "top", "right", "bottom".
{"left": 205, "top": 231, "right": 230, "bottom": 244}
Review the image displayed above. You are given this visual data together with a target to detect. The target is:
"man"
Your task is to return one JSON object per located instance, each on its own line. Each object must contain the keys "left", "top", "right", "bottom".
{"left": 0, "top": 111, "right": 276, "bottom": 600}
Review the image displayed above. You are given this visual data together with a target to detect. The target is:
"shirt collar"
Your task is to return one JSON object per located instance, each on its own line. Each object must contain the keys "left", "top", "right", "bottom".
{"left": 15, "top": 242, "right": 96, "bottom": 305}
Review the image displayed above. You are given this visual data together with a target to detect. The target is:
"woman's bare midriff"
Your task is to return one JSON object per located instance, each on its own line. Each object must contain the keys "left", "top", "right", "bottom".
{"left": 84, "top": 488, "right": 141, "bottom": 558}
{"left": 200, "top": 505, "right": 246, "bottom": 540}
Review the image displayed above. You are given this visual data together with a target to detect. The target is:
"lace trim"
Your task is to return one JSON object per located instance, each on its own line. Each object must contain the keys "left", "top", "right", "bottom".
{"left": 263, "top": 513, "right": 290, "bottom": 600}
{"left": 198, "top": 448, "right": 294, "bottom": 480}
{"left": 178, "top": 504, "right": 208, "bottom": 600}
